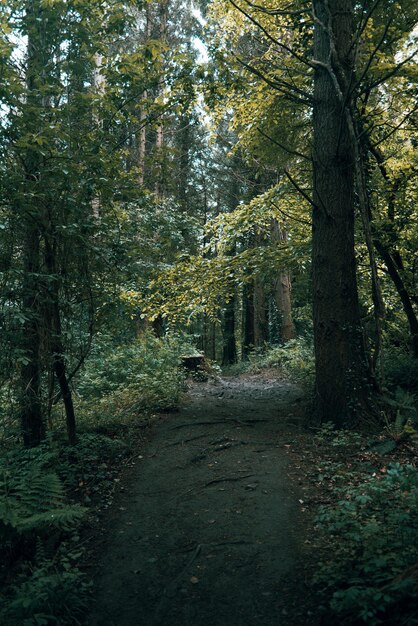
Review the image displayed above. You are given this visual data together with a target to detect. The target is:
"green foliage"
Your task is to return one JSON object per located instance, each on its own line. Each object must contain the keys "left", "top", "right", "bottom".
{"left": 0, "top": 450, "right": 85, "bottom": 545}
{"left": 381, "top": 387, "right": 418, "bottom": 447}
{"left": 314, "top": 422, "right": 365, "bottom": 449}
{"left": 0, "top": 537, "right": 90, "bottom": 626}
{"left": 248, "top": 338, "right": 314, "bottom": 387}
{"left": 76, "top": 333, "right": 190, "bottom": 422}
{"left": 383, "top": 348, "right": 418, "bottom": 394}
{"left": 0, "top": 444, "right": 87, "bottom": 625}
{"left": 56, "top": 433, "right": 130, "bottom": 491}
{"left": 315, "top": 463, "right": 418, "bottom": 625}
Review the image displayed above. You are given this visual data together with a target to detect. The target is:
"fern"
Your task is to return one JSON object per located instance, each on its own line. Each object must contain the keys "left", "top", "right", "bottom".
{"left": 0, "top": 465, "right": 85, "bottom": 538}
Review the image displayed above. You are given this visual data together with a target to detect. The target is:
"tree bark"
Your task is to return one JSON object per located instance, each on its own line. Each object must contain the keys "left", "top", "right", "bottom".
{"left": 222, "top": 297, "right": 237, "bottom": 365}
{"left": 253, "top": 279, "right": 269, "bottom": 347}
{"left": 312, "top": 0, "right": 371, "bottom": 426}
{"left": 271, "top": 219, "right": 295, "bottom": 342}
{"left": 242, "top": 281, "right": 255, "bottom": 360}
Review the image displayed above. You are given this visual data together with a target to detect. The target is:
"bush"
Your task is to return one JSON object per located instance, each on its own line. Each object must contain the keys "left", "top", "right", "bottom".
{"left": 248, "top": 337, "right": 315, "bottom": 387}
{"left": 383, "top": 347, "right": 418, "bottom": 393}
{"left": 75, "top": 333, "right": 191, "bottom": 426}
{"left": 315, "top": 463, "right": 418, "bottom": 625}
{"left": 0, "top": 540, "right": 90, "bottom": 626}
{"left": 0, "top": 444, "right": 89, "bottom": 625}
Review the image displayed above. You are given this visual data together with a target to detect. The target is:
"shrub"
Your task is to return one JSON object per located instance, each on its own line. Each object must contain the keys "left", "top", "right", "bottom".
{"left": 0, "top": 447, "right": 85, "bottom": 550}
{"left": 315, "top": 463, "right": 418, "bottom": 625}
{"left": 382, "top": 347, "right": 418, "bottom": 394}
{"left": 75, "top": 333, "right": 190, "bottom": 426}
{"left": 0, "top": 539, "right": 90, "bottom": 626}
{"left": 248, "top": 337, "right": 315, "bottom": 387}
{"left": 0, "top": 444, "right": 88, "bottom": 625}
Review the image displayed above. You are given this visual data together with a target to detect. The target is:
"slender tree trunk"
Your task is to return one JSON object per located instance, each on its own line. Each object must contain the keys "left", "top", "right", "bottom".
{"left": 242, "top": 281, "right": 255, "bottom": 360}
{"left": 138, "top": 4, "right": 152, "bottom": 186}
{"left": 44, "top": 236, "right": 77, "bottom": 445}
{"left": 21, "top": 226, "right": 44, "bottom": 447}
{"left": 311, "top": 0, "right": 371, "bottom": 426}
{"left": 271, "top": 219, "right": 295, "bottom": 342}
{"left": 365, "top": 141, "right": 418, "bottom": 357}
{"left": 374, "top": 240, "right": 418, "bottom": 357}
{"left": 154, "top": 0, "right": 168, "bottom": 198}
{"left": 222, "top": 298, "right": 237, "bottom": 365}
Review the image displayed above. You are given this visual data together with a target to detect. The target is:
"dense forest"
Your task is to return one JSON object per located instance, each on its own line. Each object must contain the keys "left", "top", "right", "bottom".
{"left": 0, "top": 1, "right": 417, "bottom": 624}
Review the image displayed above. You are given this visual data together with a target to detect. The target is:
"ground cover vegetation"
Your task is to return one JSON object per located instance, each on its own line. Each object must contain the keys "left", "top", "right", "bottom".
{"left": 0, "top": 0, "right": 417, "bottom": 623}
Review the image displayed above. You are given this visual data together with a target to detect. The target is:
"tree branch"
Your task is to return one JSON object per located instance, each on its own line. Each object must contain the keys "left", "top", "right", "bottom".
{"left": 235, "top": 55, "right": 312, "bottom": 104}
{"left": 283, "top": 169, "right": 315, "bottom": 209}
{"left": 256, "top": 126, "right": 310, "bottom": 161}
{"left": 228, "top": 0, "right": 314, "bottom": 68}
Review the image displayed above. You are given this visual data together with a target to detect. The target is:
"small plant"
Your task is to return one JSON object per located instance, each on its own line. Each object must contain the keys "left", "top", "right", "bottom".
{"left": 382, "top": 388, "right": 418, "bottom": 445}
{"left": 314, "top": 422, "right": 365, "bottom": 448}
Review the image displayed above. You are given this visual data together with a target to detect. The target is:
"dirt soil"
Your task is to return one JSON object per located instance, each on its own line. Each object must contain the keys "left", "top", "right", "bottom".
{"left": 87, "top": 373, "right": 317, "bottom": 626}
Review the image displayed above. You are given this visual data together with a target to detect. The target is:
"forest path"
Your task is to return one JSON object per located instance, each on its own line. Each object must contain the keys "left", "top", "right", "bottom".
{"left": 88, "top": 373, "right": 309, "bottom": 626}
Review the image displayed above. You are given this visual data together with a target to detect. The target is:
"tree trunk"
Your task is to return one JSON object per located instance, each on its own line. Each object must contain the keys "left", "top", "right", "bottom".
{"left": 242, "top": 281, "right": 255, "bottom": 360}
{"left": 222, "top": 297, "right": 237, "bottom": 365}
{"left": 312, "top": 0, "right": 371, "bottom": 426}
{"left": 271, "top": 219, "right": 295, "bottom": 342}
{"left": 253, "top": 279, "right": 269, "bottom": 347}
{"left": 365, "top": 140, "right": 418, "bottom": 357}
{"left": 154, "top": 0, "right": 168, "bottom": 199}
{"left": 21, "top": 226, "right": 44, "bottom": 447}
{"left": 374, "top": 240, "right": 418, "bottom": 358}
{"left": 44, "top": 236, "right": 77, "bottom": 445}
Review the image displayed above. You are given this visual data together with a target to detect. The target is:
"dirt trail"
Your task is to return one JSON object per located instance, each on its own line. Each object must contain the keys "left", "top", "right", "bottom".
{"left": 88, "top": 373, "right": 309, "bottom": 626}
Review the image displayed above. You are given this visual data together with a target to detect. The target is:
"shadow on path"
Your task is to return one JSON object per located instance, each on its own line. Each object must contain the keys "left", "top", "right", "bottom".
{"left": 88, "top": 373, "right": 308, "bottom": 626}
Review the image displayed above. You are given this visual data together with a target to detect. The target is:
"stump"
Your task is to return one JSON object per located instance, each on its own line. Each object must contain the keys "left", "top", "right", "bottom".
{"left": 181, "top": 354, "right": 205, "bottom": 373}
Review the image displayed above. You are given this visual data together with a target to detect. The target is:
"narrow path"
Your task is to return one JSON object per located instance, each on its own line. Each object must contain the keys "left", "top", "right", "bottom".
{"left": 88, "top": 374, "right": 307, "bottom": 626}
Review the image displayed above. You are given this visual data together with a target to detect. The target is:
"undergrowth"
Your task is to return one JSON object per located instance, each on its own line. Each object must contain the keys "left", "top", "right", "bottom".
{"left": 224, "top": 337, "right": 315, "bottom": 388}
{"left": 0, "top": 332, "right": 193, "bottom": 624}
{"left": 72, "top": 333, "right": 191, "bottom": 431}
{"left": 310, "top": 425, "right": 418, "bottom": 626}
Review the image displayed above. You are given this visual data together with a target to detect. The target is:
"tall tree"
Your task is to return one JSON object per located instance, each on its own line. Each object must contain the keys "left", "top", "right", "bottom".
{"left": 311, "top": 0, "right": 372, "bottom": 424}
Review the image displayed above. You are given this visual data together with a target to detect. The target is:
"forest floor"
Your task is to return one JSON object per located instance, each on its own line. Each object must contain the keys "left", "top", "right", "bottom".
{"left": 85, "top": 372, "right": 320, "bottom": 626}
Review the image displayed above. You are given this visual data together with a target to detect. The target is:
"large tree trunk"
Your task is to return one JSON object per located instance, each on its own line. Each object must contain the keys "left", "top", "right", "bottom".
{"left": 312, "top": 0, "right": 371, "bottom": 426}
